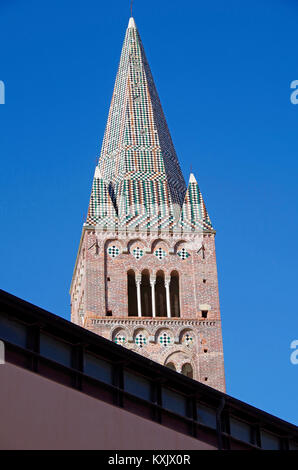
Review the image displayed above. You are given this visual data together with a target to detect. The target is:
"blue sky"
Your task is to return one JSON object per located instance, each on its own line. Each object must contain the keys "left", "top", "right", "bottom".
{"left": 0, "top": 0, "right": 297, "bottom": 425}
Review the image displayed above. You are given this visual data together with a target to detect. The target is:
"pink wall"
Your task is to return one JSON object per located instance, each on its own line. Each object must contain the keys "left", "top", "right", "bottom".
{"left": 0, "top": 363, "right": 216, "bottom": 450}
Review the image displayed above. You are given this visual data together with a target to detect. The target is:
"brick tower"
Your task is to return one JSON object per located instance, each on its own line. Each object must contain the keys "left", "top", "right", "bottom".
{"left": 70, "top": 17, "right": 225, "bottom": 392}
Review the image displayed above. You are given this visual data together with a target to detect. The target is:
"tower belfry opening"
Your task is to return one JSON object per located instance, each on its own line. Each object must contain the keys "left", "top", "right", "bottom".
{"left": 70, "top": 17, "right": 225, "bottom": 392}
{"left": 128, "top": 270, "right": 138, "bottom": 317}
{"left": 170, "top": 271, "right": 180, "bottom": 318}
{"left": 141, "top": 270, "right": 152, "bottom": 317}
{"left": 155, "top": 271, "right": 166, "bottom": 318}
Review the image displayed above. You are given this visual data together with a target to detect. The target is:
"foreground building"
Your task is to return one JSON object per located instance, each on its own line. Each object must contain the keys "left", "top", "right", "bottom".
{"left": 0, "top": 289, "right": 297, "bottom": 450}
{"left": 70, "top": 17, "right": 225, "bottom": 391}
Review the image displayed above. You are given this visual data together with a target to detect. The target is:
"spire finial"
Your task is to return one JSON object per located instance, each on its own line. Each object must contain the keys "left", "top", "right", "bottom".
{"left": 130, "top": 0, "right": 133, "bottom": 17}
{"left": 128, "top": 12, "right": 136, "bottom": 29}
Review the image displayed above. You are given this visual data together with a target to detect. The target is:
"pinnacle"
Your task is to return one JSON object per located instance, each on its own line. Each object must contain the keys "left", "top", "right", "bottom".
{"left": 189, "top": 173, "right": 197, "bottom": 184}
{"left": 128, "top": 17, "right": 136, "bottom": 29}
{"left": 94, "top": 166, "right": 102, "bottom": 179}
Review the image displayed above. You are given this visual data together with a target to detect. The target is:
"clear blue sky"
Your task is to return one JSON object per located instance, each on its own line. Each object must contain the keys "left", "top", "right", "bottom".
{"left": 0, "top": 0, "right": 297, "bottom": 425}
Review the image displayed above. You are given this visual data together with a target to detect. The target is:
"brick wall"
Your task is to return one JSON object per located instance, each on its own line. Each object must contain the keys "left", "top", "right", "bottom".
{"left": 70, "top": 228, "right": 225, "bottom": 392}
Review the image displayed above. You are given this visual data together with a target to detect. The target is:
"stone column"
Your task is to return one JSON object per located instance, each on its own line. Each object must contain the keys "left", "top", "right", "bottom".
{"left": 165, "top": 276, "right": 171, "bottom": 318}
{"left": 136, "top": 275, "right": 142, "bottom": 317}
{"left": 150, "top": 276, "right": 156, "bottom": 318}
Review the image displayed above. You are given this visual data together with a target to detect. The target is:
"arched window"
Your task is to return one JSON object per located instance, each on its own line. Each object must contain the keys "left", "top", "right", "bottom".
{"left": 166, "top": 362, "right": 176, "bottom": 371}
{"left": 170, "top": 271, "right": 180, "bottom": 317}
{"left": 181, "top": 363, "right": 193, "bottom": 379}
{"left": 127, "top": 270, "right": 138, "bottom": 316}
{"left": 141, "top": 270, "right": 152, "bottom": 317}
{"left": 156, "top": 271, "right": 166, "bottom": 317}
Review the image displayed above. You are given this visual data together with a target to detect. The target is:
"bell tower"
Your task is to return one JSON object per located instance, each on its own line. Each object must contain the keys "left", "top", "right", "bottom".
{"left": 70, "top": 17, "right": 225, "bottom": 392}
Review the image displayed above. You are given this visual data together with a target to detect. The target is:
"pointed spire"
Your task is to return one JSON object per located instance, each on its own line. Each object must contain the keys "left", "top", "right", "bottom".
{"left": 85, "top": 16, "right": 187, "bottom": 232}
{"left": 177, "top": 173, "right": 214, "bottom": 232}
{"left": 84, "top": 20, "right": 215, "bottom": 233}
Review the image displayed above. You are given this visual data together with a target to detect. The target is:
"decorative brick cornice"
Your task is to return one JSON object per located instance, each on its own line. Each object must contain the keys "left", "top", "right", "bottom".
{"left": 88, "top": 318, "right": 216, "bottom": 328}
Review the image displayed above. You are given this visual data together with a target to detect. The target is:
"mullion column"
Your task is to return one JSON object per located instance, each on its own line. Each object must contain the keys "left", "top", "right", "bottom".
{"left": 136, "top": 274, "right": 142, "bottom": 317}
{"left": 150, "top": 275, "right": 156, "bottom": 318}
{"left": 165, "top": 276, "right": 171, "bottom": 318}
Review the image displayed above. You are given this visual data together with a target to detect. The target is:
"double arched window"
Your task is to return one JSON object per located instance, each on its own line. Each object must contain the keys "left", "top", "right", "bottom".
{"left": 165, "top": 360, "right": 193, "bottom": 379}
